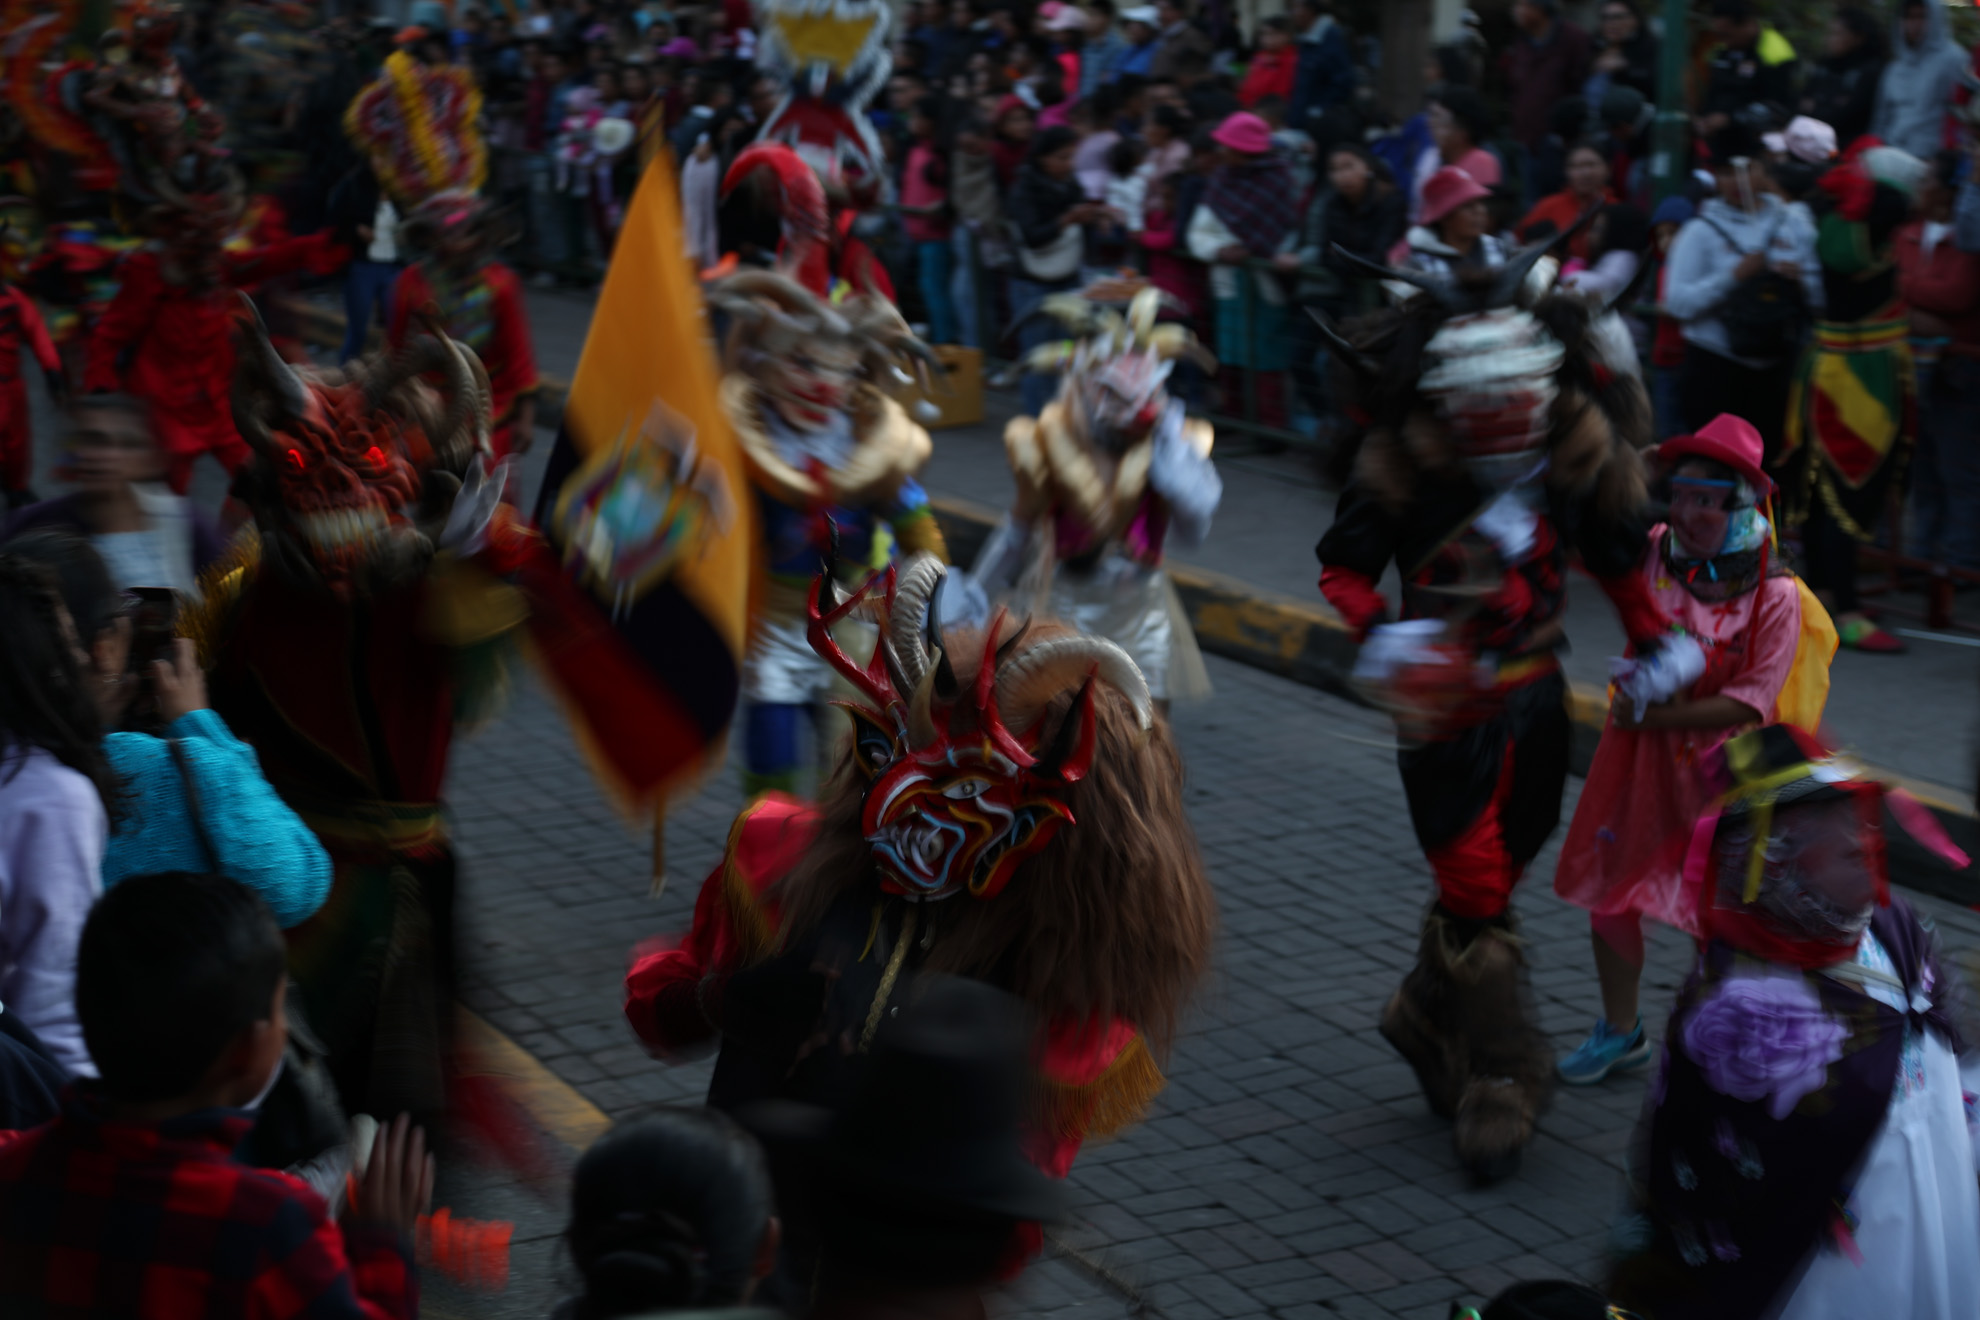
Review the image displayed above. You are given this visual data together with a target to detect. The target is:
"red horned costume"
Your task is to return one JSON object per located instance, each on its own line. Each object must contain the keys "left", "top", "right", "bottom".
{"left": 189, "top": 301, "right": 533, "bottom": 1117}
{"left": 626, "top": 551, "right": 1216, "bottom": 1258}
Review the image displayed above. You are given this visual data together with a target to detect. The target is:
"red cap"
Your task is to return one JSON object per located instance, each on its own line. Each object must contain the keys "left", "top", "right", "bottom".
{"left": 1659, "top": 412, "right": 1773, "bottom": 495}
{"left": 1418, "top": 166, "right": 1492, "bottom": 226}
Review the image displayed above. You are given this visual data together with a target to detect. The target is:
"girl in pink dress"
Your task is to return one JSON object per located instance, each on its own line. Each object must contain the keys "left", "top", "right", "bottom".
{"left": 1553, "top": 413, "right": 1834, "bottom": 1085}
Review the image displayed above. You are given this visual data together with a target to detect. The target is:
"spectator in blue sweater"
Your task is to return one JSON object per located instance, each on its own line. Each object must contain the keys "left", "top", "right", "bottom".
{"left": 0, "top": 530, "right": 331, "bottom": 931}
{"left": 1289, "top": 0, "right": 1354, "bottom": 137}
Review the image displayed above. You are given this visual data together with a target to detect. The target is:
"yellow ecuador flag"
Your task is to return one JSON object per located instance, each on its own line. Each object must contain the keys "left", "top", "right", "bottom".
{"left": 526, "top": 152, "right": 756, "bottom": 809}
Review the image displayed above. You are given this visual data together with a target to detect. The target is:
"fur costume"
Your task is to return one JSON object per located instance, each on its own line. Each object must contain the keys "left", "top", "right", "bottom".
{"left": 625, "top": 554, "right": 1216, "bottom": 1275}
{"left": 703, "top": 265, "right": 948, "bottom": 795}
{"left": 976, "top": 286, "right": 1222, "bottom": 702}
{"left": 1314, "top": 243, "right": 1683, "bottom": 1182}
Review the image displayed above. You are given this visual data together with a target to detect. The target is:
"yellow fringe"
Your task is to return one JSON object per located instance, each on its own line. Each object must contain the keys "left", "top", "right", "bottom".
{"left": 718, "top": 801, "right": 779, "bottom": 965}
{"left": 1033, "top": 1033, "right": 1167, "bottom": 1142}
{"left": 178, "top": 526, "right": 262, "bottom": 670}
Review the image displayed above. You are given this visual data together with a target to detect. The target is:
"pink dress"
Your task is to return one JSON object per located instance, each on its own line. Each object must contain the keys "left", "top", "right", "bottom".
{"left": 1553, "top": 527, "right": 1802, "bottom": 934}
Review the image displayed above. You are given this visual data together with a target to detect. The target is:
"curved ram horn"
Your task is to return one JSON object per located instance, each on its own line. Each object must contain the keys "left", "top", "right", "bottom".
{"left": 233, "top": 291, "right": 310, "bottom": 421}
{"left": 992, "top": 633, "right": 1153, "bottom": 736}
{"left": 887, "top": 553, "right": 946, "bottom": 696}
{"left": 1305, "top": 307, "right": 1380, "bottom": 379}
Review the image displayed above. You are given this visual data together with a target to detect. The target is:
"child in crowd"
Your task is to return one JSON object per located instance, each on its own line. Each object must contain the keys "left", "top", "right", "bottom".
{"left": 900, "top": 96, "right": 958, "bottom": 345}
{"left": 1138, "top": 176, "right": 1201, "bottom": 320}
{"left": 0, "top": 277, "right": 63, "bottom": 510}
{"left": 554, "top": 1109, "right": 781, "bottom": 1319}
{"left": 0, "top": 870, "right": 433, "bottom": 1318}
{"left": 1091, "top": 136, "right": 1148, "bottom": 268}
{"left": 1238, "top": 16, "right": 1297, "bottom": 108}
{"left": 1644, "top": 195, "right": 1692, "bottom": 441}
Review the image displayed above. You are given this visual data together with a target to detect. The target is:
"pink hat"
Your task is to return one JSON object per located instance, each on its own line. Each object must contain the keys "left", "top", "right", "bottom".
{"left": 1418, "top": 166, "right": 1492, "bottom": 226}
{"left": 1660, "top": 413, "right": 1773, "bottom": 495}
{"left": 1046, "top": 5, "right": 1089, "bottom": 30}
{"left": 1211, "top": 112, "right": 1272, "bottom": 155}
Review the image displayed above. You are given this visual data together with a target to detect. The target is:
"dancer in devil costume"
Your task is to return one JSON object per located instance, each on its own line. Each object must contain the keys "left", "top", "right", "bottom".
{"left": 625, "top": 551, "right": 1216, "bottom": 1273}
{"left": 1314, "top": 240, "right": 1696, "bottom": 1181}
{"left": 189, "top": 305, "right": 531, "bottom": 1119}
{"left": 705, "top": 265, "right": 948, "bottom": 796}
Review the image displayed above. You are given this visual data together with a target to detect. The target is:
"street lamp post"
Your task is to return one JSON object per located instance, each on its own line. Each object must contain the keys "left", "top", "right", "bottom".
{"left": 1649, "top": 0, "right": 1691, "bottom": 202}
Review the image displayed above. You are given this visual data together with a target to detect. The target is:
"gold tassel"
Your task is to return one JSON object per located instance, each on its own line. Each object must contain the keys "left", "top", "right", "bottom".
{"left": 1033, "top": 1033, "right": 1167, "bottom": 1142}
{"left": 177, "top": 526, "right": 262, "bottom": 669}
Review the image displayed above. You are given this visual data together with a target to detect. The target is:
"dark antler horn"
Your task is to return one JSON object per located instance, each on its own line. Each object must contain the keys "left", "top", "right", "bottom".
{"left": 1489, "top": 207, "right": 1593, "bottom": 307}
{"left": 1328, "top": 244, "right": 1452, "bottom": 300}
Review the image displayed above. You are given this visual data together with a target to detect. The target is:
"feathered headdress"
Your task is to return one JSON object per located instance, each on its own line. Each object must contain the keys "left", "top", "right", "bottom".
{"left": 344, "top": 50, "right": 487, "bottom": 210}
{"left": 751, "top": 0, "right": 891, "bottom": 193}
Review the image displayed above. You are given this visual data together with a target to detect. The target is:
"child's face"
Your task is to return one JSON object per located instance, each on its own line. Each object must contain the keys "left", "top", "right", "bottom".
{"left": 1653, "top": 220, "right": 1677, "bottom": 252}
{"left": 1669, "top": 461, "right": 1738, "bottom": 558}
{"left": 1260, "top": 26, "right": 1290, "bottom": 51}
{"left": 910, "top": 111, "right": 933, "bottom": 138}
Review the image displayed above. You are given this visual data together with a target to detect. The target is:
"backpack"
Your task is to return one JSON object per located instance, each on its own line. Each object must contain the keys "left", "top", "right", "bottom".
{"left": 1703, "top": 210, "right": 1807, "bottom": 361}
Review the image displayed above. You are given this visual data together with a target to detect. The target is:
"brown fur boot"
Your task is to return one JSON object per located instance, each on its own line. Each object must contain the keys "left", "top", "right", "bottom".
{"left": 1378, "top": 908, "right": 1469, "bottom": 1119}
{"left": 1447, "top": 918, "right": 1554, "bottom": 1184}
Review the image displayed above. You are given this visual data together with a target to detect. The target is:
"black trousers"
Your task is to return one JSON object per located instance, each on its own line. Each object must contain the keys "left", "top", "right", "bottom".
{"left": 1678, "top": 344, "right": 1793, "bottom": 467}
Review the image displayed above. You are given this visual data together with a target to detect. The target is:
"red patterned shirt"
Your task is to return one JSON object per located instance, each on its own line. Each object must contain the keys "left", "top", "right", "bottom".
{"left": 0, "top": 1091, "right": 416, "bottom": 1319}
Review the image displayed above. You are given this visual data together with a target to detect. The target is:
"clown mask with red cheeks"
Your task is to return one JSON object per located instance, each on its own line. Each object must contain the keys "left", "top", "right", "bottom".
{"left": 763, "top": 338, "right": 862, "bottom": 433}
{"left": 809, "top": 552, "right": 1154, "bottom": 901}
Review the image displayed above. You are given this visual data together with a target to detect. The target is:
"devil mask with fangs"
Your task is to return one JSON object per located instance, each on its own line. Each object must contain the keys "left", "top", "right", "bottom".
{"left": 807, "top": 550, "right": 1154, "bottom": 901}
{"left": 229, "top": 296, "right": 493, "bottom": 597}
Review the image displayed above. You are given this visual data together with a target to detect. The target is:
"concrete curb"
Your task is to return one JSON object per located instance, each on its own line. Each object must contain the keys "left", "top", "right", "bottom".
{"left": 287, "top": 300, "right": 1975, "bottom": 905}
{"left": 930, "top": 498, "right": 1979, "bottom": 909}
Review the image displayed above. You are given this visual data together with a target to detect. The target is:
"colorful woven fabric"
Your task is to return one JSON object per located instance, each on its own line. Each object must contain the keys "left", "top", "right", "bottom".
{"left": 1782, "top": 308, "right": 1916, "bottom": 537}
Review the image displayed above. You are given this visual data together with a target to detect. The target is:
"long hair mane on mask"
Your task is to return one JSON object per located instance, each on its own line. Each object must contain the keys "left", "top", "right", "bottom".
{"left": 771, "top": 555, "right": 1216, "bottom": 1055}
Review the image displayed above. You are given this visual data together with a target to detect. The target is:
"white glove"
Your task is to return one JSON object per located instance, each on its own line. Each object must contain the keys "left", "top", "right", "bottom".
{"left": 1353, "top": 619, "right": 1450, "bottom": 685}
{"left": 1472, "top": 489, "right": 1539, "bottom": 564}
{"left": 1609, "top": 632, "right": 1707, "bottom": 723}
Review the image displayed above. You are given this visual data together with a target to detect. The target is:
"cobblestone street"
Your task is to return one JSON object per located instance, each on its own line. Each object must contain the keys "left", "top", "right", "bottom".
{"left": 439, "top": 648, "right": 1980, "bottom": 1320}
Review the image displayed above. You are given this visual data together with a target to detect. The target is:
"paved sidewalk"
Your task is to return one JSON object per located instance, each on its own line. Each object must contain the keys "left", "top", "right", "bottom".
{"left": 434, "top": 648, "right": 1980, "bottom": 1320}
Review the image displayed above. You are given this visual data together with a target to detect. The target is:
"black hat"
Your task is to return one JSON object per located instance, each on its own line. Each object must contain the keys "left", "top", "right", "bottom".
{"left": 744, "top": 976, "right": 1068, "bottom": 1225}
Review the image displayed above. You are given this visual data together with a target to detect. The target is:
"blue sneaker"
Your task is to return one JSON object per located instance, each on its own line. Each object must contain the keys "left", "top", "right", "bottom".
{"left": 1557, "top": 1018, "right": 1652, "bottom": 1085}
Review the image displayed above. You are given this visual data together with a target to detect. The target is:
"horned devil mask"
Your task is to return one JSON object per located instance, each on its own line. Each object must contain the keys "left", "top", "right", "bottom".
{"left": 808, "top": 550, "right": 1154, "bottom": 901}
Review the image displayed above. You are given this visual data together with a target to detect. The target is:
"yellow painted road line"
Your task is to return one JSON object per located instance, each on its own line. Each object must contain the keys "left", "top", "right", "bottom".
{"left": 458, "top": 1007, "right": 612, "bottom": 1152}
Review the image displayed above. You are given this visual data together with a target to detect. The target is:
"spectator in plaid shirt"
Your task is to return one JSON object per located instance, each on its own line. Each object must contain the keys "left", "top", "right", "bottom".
{"left": 0, "top": 871, "right": 432, "bottom": 1319}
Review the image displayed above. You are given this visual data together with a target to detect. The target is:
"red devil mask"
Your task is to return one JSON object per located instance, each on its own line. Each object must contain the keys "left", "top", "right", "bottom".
{"left": 807, "top": 551, "right": 1153, "bottom": 901}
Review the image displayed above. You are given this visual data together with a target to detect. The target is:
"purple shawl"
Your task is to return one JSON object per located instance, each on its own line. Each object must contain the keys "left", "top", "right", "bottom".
{"left": 1204, "top": 153, "right": 1301, "bottom": 257}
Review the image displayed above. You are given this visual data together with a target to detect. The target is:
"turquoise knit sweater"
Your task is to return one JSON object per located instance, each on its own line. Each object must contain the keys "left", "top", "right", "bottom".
{"left": 102, "top": 709, "right": 332, "bottom": 929}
